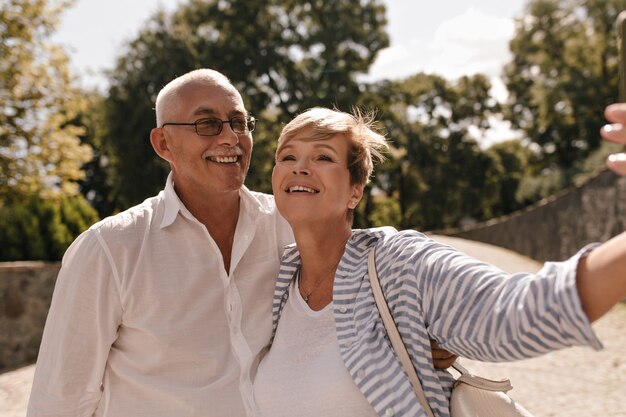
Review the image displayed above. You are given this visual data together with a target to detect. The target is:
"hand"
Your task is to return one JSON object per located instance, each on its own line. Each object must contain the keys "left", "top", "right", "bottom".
{"left": 430, "top": 339, "right": 457, "bottom": 369}
{"left": 601, "top": 103, "right": 626, "bottom": 176}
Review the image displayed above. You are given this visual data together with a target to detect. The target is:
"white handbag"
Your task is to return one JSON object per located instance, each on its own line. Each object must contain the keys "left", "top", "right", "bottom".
{"left": 367, "top": 247, "right": 535, "bottom": 417}
{"left": 449, "top": 361, "right": 535, "bottom": 417}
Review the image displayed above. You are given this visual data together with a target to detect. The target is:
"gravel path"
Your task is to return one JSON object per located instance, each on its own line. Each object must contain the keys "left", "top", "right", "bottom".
{"left": 0, "top": 364, "right": 34, "bottom": 417}
{"left": 1, "top": 236, "right": 624, "bottom": 416}
{"left": 459, "top": 304, "right": 626, "bottom": 417}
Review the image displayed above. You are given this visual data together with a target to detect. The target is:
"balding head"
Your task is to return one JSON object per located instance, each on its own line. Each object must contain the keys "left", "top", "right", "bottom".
{"left": 155, "top": 69, "right": 240, "bottom": 127}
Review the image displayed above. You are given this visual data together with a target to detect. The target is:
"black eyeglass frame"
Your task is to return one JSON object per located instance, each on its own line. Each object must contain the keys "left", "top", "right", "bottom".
{"left": 160, "top": 116, "right": 256, "bottom": 136}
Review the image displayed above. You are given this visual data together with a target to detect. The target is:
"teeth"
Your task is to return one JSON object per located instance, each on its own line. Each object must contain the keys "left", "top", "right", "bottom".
{"left": 210, "top": 156, "right": 238, "bottom": 163}
{"left": 288, "top": 186, "right": 317, "bottom": 193}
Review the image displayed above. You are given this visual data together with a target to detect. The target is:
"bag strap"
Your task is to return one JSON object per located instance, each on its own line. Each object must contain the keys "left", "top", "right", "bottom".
{"left": 451, "top": 361, "right": 513, "bottom": 392}
{"left": 367, "top": 247, "right": 436, "bottom": 417}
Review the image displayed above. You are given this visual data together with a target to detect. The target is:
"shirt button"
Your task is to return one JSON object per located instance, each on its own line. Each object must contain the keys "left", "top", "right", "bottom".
{"left": 385, "top": 407, "right": 394, "bottom": 417}
{"left": 357, "top": 369, "right": 366, "bottom": 379}
{"left": 339, "top": 306, "right": 347, "bottom": 313}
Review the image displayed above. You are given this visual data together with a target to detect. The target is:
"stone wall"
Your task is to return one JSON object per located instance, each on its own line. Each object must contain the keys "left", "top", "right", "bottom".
{"left": 0, "top": 262, "right": 60, "bottom": 372}
{"left": 447, "top": 169, "right": 626, "bottom": 261}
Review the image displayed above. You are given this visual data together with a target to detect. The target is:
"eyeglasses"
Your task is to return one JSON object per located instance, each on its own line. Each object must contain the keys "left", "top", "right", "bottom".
{"left": 161, "top": 116, "right": 256, "bottom": 136}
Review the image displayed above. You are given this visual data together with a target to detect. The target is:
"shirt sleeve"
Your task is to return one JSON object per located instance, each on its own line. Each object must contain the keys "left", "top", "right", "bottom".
{"left": 382, "top": 231, "right": 602, "bottom": 362}
{"left": 27, "top": 228, "right": 123, "bottom": 417}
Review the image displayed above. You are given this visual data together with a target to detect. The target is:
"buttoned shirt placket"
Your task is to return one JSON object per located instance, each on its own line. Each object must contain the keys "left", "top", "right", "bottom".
{"left": 215, "top": 199, "right": 259, "bottom": 417}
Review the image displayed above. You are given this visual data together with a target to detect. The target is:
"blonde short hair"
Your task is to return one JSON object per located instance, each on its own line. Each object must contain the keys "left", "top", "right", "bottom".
{"left": 276, "top": 107, "right": 388, "bottom": 186}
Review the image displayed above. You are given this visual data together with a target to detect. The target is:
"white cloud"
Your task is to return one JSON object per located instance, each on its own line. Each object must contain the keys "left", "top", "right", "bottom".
{"left": 371, "top": 44, "right": 410, "bottom": 68}
{"left": 363, "top": 8, "right": 515, "bottom": 84}
{"left": 432, "top": 8, "right": 514, "bottom": 45}
{"left": 425, "top": 8, "right": 515, "bottom": 79}
{"left": 363, "top": 39, "right": 426, "bottom": 81}
{"left": 363, "top": 8, "right": 521, "bottom": 147}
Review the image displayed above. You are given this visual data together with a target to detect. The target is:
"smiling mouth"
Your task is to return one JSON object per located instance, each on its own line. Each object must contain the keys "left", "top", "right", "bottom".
{"left": 206, "top": 156, "right": 240, "bottom": 163}
{"left": 287, "top": 186, "right": 319, "bottom": 193}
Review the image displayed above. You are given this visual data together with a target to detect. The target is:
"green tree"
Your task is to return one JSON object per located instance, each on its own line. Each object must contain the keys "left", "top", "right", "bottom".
{"left": 486, "top": 139, "right": 535, "bottom": 214}
{"left": 358, "top": 73, "right": 503, "bottom": 230}
{"left": 0, "top": 0, "right": 92, "bottom": 203}
{"left": 71, "top": 90, "right": 118, "bottom": 217}
{"left": 504, "top": 0, "right": 626, "bottom": 175}
{"left": 0, "top": 194, "right": 98, "bottom": 261}
{"left": 103, "top": 0, "right": 389, "bottom": 211}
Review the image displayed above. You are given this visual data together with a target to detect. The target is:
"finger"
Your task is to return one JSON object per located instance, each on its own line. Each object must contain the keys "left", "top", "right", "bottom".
{"left": 430, "top": 338, "right": 456, "bottom": 359}
{"left": 601, "top": 123, "right": 626, "bottom": 144}
{"left": 430, "top": 340, "right": 449, "bottom": 357}
{"left": 429, "top": 338, "right": 446, "bottom": 349}
{"left": 604, "top": 103, "right": 626, "bottom": 123}
{"left": 431, "top": 351, "right": 454, "bottom": 359}
{"left": 608, "top": 153, "right": 626, "bottom": 176}
{"left": 431, "top": 348, "right": 455, "bottom": 359}
{"left": 431, "top": 348, "right": 457, "bottom": 361}
{"left": 433, "top": 356, "right": 458, "bottom": 369}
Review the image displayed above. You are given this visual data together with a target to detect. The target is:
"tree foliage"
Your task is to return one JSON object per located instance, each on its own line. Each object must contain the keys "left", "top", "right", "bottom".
{"left": 357, "top": 73, "right": 509, "bottom": 230}
{"left": 486, "top": 139, "right": 535, "bottom": 212}
{"left": 104, "top": 0, "right": 389, "bottom": 210}
{"left": 7, "top": 0, "right": 626, "bottom": 260}
{"left": 0, "top": 0, "right": 92, "bottom": 203}
{"left": 95, "top": 0, "right": 626, "bottom": 232}
{"left": 70, "top": 90, "right": 118, "bottom": 217}
{"left": 0, "top": 193, "right": 98, "bottom": 261}
{"left": 504, "top": 0, "right": 626, "bottom": 173}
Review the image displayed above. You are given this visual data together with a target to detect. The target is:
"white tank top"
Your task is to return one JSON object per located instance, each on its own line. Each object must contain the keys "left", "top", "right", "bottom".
{"left": 253, "top": 277, "right": 379, "bottom": 417}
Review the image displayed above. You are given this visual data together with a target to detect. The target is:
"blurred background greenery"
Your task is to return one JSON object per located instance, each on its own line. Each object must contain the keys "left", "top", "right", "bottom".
{"left": 1, "top": 0, "right": 625, "bottom": 261}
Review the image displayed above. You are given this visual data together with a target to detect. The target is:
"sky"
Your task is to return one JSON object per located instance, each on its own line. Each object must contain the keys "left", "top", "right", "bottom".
{"left": 52, "top": 0, "right": 529, "bottom": 145}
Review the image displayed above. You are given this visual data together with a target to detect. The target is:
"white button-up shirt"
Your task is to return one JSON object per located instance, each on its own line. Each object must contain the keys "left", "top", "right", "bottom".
{"left": 27, "top": 173, "right": 294, "bottom": 417}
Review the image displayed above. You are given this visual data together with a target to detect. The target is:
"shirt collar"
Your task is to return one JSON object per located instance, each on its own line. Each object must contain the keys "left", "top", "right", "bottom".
{"left": 237, "top": 184, "right": 272, "bottom": 220}
{"left": 160, "top": 172, "right": 183, "bottom": 229}
{"left": 160, "top": 172, "right": 271, "bottom": 229}
{"left": 279, "top": 226, "right": 397, "bottom": 264}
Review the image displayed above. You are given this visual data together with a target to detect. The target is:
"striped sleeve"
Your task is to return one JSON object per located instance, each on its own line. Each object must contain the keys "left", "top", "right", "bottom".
{"left": 378, "top": 231, "right": 602, "bottom": 362}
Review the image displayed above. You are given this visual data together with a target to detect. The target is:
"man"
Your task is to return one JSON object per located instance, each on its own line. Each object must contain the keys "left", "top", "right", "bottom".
{"left": 27, "top": 69, "right": 455, "bottom": 417}
{"left": 27, "top": 69, "right": 293, "bottom": 416}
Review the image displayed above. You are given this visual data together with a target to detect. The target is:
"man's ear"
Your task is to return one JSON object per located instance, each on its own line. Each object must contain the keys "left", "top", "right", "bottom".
{"left": 150, "top": 127, "right": 172, "bottom": 163}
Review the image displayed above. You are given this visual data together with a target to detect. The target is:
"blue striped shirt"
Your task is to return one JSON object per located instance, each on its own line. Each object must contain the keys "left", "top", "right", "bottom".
{"left": 271, "top": 227, "right": 601, "bottom": 417}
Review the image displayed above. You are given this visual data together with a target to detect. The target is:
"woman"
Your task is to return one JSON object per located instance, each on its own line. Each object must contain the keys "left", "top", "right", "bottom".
{"left": 253, "top": 106, "right": 626, "bottom": 417}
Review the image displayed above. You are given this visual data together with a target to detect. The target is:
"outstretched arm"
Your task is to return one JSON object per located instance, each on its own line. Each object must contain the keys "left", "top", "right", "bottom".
{"left": 576, "top": 104, "right": 626, "bottom": 322}
{"left": 577, "top": 232, "right": 626, "bottom": 322}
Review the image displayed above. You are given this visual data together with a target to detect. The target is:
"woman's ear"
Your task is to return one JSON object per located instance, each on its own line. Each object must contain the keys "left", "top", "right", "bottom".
{"left": 150, "top": 127, "right": 173, "bottom": 163}
{"left": 348, "top": 183, "right": 365, "bottom": 209}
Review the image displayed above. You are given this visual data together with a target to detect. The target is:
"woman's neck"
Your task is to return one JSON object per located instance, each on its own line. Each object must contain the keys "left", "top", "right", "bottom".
{"left": 292, "top": 221, "right": 352, "bottom": 310}
{"left": 294, "top": 223, "right": 351, "bottom": 267}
